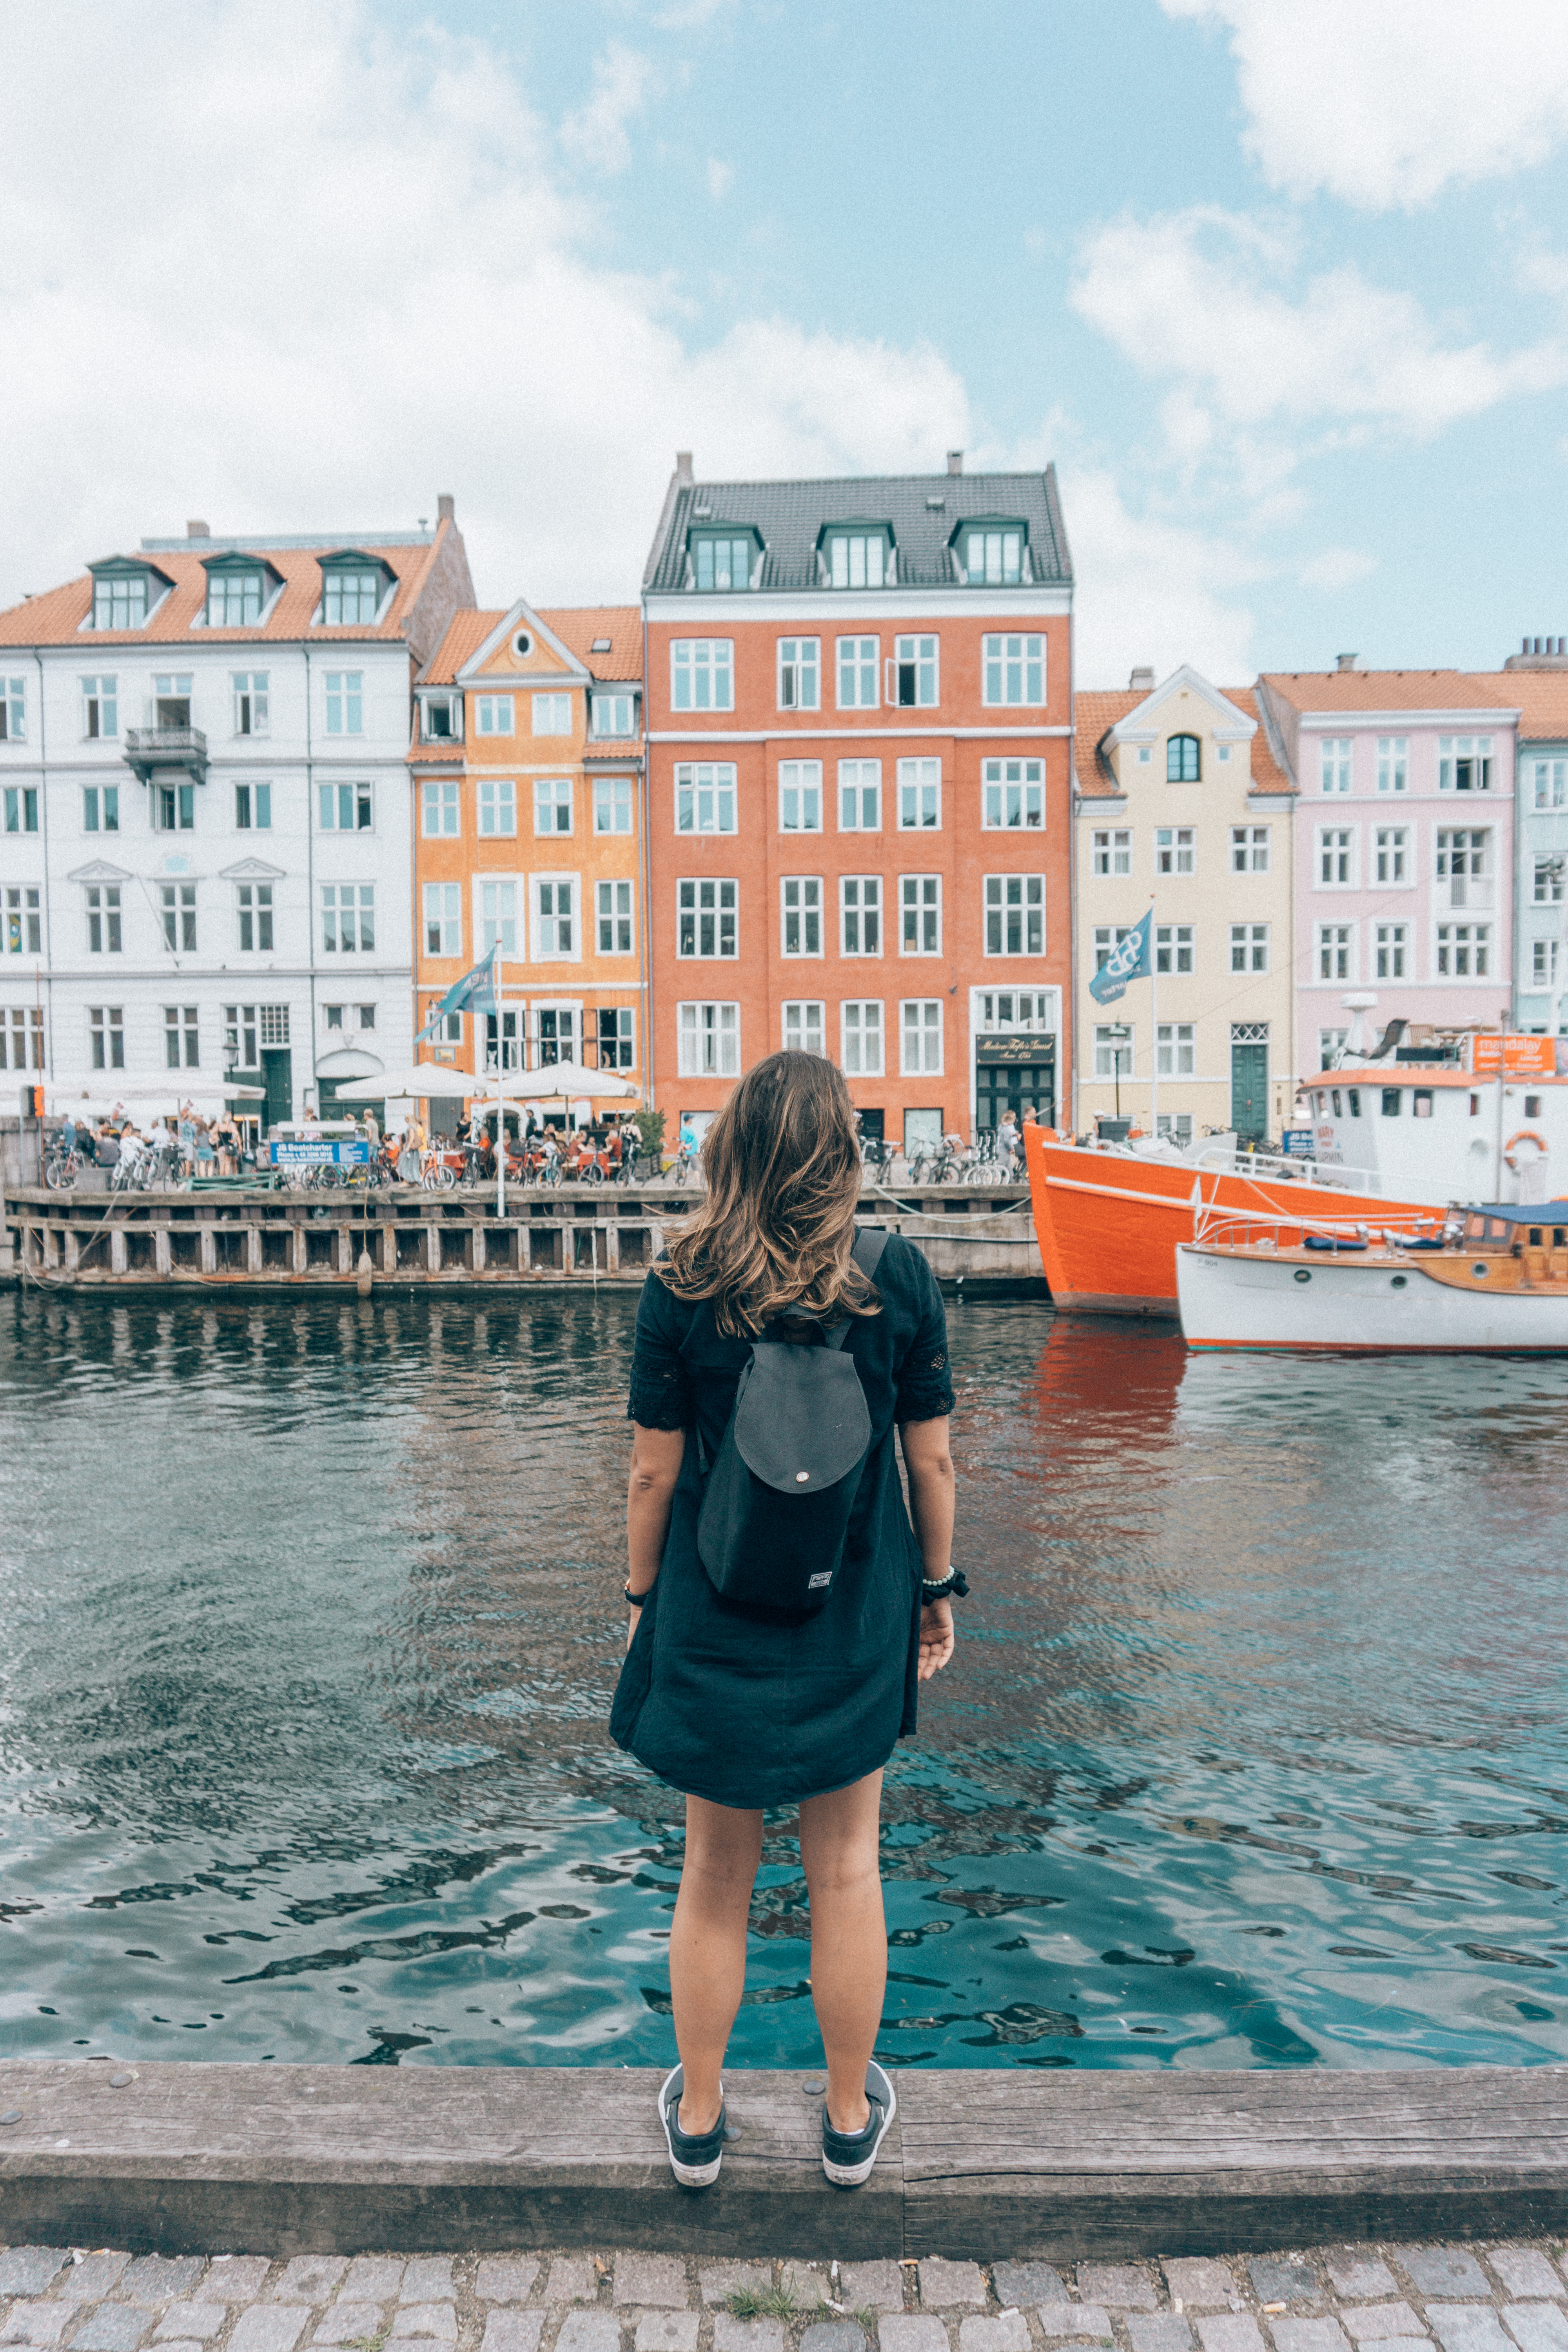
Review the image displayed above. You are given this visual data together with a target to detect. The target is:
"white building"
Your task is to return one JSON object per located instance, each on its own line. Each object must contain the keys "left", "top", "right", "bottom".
{"left": 0, "top": 503, "right": 474, "bottom": 1125}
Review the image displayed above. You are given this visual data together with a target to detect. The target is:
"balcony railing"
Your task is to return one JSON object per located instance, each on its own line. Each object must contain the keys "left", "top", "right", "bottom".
{"left": 123, "top": 727, "right": 208, "bottom": 785}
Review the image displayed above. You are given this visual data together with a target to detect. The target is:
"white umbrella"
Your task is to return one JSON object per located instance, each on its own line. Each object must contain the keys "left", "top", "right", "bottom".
{"left": 46, "top": 1077, "right": 267, "bottom": 1107}
{"left": 521, "top": 1060, "right": 638, "bottom": 1100}
{"left": 334, "top": 1064, "right": 481, "bottom": 1101}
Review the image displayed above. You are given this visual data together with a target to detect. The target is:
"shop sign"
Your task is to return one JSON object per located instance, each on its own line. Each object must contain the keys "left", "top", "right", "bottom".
{"left": 1472, "top": 1034, "right": 1556, "bottom": 1079}
{"left": 270, "top": 1138, "right": 370, "bottom": 1167}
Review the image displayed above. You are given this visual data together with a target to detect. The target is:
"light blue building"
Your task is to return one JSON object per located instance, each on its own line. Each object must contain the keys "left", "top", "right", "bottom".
{"left": 1506, "top": 645, "right": 1568, "bottom": 1045}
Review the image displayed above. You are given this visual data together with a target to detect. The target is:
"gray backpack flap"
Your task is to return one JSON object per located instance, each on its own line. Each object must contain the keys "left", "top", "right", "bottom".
{"left": 695, "top": 1227, "right": 889, "bottom": 1615}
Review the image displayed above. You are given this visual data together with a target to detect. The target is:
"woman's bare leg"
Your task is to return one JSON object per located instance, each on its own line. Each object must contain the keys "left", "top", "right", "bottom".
{"left": 668, "top": 1794, "right": 764, "bottom": 2133}
{"left": 798, "top": 1768, "right": 886, "bottom": 2134}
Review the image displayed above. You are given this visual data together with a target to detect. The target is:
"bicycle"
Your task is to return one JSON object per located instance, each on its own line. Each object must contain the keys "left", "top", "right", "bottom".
{"left": 671, "top": 1143, "right": 699, "bottom": 1185}
{"left": 44, "top": 1144, "right": 83, "bottom": 1191}
{"left": 420, "top": 1149, "right": 458, "bottom": 1192}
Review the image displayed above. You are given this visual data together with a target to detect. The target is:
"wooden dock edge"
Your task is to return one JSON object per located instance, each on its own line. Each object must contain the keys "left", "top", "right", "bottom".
{"left": 3, "top": 2060, "right": 1566, "bottom": 2260}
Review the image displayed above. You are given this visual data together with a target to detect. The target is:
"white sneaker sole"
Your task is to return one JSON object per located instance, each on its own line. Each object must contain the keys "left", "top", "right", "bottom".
{"left": 821, "top": 2061, "right": 897, "bottom": 2186}
{"left": 658, "top": 2063, "right": 724, "bottom": 2188}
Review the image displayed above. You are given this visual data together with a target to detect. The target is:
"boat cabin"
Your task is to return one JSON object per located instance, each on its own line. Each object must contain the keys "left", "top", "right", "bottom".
{"left": 1298, "top": 1069, "right": 1568, "bottom": 1206}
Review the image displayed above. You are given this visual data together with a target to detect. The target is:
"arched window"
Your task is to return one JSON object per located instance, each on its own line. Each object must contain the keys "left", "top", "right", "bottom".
{"left": 1167, "top": 734, "right": 1201, "bottom": 782}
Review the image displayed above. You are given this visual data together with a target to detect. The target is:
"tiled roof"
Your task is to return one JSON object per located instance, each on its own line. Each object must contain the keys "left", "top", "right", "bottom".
{"left": 539, "top": 605, "right": 641, "bottom": 679}
{"left": 1260, "top": 669, "right": 1517, "bottom": 714}
{"left": 582, "top": 737, "right": 643, "bottom": 762}
{"left": 643, "top": 468, "right": 1071, "bottom": 594}
{"left": 419, "top": 610, "right": 505, "bottom": 686}
{"left": 1224, "top": 687, "right": 1292, "bottom": 795}
{"left": 1072, "top": 691, "right": 1141, "bottom": 794}
{"left": 0, "top": 529, "right": 454, "bottom": 648}
{"left": 1506, "top": 671, "right": 1568, "bottom": 742}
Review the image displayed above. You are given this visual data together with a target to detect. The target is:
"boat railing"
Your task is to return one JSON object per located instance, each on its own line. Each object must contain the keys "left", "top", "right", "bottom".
{"left": 1191, "top": 1203, "right": 1442, "bottom": 1250}
{"left": 1192, "top": 1144, "right": 1384, "bottom": 1193}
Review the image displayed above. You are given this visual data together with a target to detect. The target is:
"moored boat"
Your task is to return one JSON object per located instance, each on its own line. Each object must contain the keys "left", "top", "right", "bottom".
{"left": 1177, "top": 1202, "right": 1568, "bottom": 1353}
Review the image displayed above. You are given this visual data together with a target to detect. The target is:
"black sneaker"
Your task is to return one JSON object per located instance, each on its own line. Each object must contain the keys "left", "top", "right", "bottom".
{"left": 821, "top": 2060, "right": 897, "bottom": 2187}
{"left": 658, "top": 2063, "right": 725, "bottom": 2189}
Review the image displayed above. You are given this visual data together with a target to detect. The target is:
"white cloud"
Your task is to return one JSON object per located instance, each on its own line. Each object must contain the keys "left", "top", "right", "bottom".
{"left": 560, "top": 40, "right": 657, "bottom": 175}
{"left": 1063, "top": 470, "right": 1259, "bottom": 687}
{"left": 1163, "top": 0, "right": 1568, "bottom": 211}
{"left": 1073, "top": 206, "right": 1568, "bottom": 440}
{"left": 1301, "top": 548, "right": 1376, "bottom": 591}
{"left": 0, "top": 1, "right": 971, "bottom": 613}
{"left": 706, "top": 156, "right": 734, "bottom": 201}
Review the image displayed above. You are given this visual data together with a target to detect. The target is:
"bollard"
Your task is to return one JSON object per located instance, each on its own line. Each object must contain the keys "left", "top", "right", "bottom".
{"left": 356, "top": 1249, "right": 374, "bottom": 1298}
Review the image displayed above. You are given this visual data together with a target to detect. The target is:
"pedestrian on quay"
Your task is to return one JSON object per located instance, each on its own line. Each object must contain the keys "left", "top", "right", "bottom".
{"left": 996, "top": 1106, "right": 1021, "bottom": 1171}
{"left": 194, "top": 1115, "right": 217, "bottom": 1176}
{"left": 611, "top": 1049, "right": 964, "bottom": 2194}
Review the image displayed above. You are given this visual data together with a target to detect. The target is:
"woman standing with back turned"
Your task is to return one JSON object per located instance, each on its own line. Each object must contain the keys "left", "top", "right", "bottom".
{"left": 611, "top": 1051, "right": 964, "bottom": 2191}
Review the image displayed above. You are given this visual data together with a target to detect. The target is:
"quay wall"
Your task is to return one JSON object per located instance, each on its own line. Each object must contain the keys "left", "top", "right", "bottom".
{"left": 0, "top": 1180, "right": 1044, "bottom": 1296}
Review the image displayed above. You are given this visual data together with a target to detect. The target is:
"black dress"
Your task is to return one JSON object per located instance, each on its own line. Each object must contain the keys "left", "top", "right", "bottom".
{"left": 610, "top": 1234, "right": 955, "bottom": 1809}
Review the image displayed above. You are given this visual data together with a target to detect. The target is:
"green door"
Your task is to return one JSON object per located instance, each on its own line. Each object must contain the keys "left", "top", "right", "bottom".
{"left": 260, "top": 1048, "right": 292, "bottom": 1135}
{"left": 1230, "top": 1041, "right": 1267, "bottom": 1141}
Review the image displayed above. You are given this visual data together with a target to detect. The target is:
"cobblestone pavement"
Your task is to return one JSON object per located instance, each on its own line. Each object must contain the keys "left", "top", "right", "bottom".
{"left": 4, "top": 2243, "right": 1568, "bottom": 2352}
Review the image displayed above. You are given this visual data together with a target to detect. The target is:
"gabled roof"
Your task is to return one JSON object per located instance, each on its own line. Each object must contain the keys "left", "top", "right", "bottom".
{"left": 1105, "top": 664, "right": 1256, "bottom": 744}
{"left": 1260, "top": 669, "right": 1518, "bottom": 715}
{"left": 1507, "top": 671, "right": 1568, "bottom": 743}
{"left": 1073, "top": 683, "right": 1291, "bottom": 797}
{"left": 0, "top": 523, "right": 461, "bottom": 648}
{"left": 419, "top": 610, "right": 506, "bottom": 686}
{"left": 644, "top": 467, "right": 1071, "bottom": 593}
{"left": 539, "top": 606, "right": 641, "bottom": 681}
{"left": 1225, "top": 687, "right": 1292, "bottom": 795}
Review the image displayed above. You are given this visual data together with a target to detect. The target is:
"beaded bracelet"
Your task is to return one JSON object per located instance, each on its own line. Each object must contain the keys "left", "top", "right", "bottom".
{"left": 920, "top": 1568, "right": 969, "bottom": 1602}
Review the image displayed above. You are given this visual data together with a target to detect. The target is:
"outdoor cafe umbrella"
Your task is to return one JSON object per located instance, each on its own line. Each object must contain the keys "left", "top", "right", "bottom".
{"left": 332, "top": 1065, "right": 481, "bottom": 1101}
{"left": 519, "top": 1060, "right": 638, "bottom": 1100}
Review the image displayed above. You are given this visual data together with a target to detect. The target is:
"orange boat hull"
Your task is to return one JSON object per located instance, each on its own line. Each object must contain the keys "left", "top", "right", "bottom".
{"left": 1023, "top": 1127, "right": 1432, "bottom": 1316}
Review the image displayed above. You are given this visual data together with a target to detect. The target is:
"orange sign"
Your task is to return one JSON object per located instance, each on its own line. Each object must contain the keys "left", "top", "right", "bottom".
{"left": 1471, "top": 1033, "right": 1557, "bottom": 1078}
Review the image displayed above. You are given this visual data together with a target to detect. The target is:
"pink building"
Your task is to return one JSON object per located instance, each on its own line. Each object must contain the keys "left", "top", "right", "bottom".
{"left": 1258, "top": 669, "right": 1521, "bottom": 1076}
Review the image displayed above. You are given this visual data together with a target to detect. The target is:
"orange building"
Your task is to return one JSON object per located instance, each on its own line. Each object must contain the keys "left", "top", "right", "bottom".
{"left": 410, "top": 601, "right": 644, "bottom": 1110}
{"left": 640, "top": 456, "right": 1074, "bottom": 1153}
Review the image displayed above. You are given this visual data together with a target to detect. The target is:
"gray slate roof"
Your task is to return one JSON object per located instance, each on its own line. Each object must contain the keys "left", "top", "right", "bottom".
{"left": 643, "top": 467, "right": 1071, "bottom": 594}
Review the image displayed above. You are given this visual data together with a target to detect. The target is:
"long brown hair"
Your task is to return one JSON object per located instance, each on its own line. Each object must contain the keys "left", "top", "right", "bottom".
{"left": 660, "top": 1052, "right": 880, "bottom": 1337}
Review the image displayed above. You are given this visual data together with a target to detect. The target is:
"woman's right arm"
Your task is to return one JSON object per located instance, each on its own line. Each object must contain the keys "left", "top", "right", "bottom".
{"left": 626, "top": 1422, "right": 686, "bottom": 1646}
{"left": 900, "top": 1414, "right": 956, "bottom": 1680}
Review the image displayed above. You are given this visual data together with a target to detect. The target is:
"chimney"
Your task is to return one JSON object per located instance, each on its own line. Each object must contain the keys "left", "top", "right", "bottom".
{"left": 436, "top": 493, "right": 455, "bottom": 525}
{"left": 1503, "top": 633, "right": 1568, "bottom": 669}
{"left": 1129, "top": 665, "right": 1155, "bottom": 693}
{"left": 675, "top": 452, "right": 694, "bottom": 484}
{"left": 1335, "top": 651, "right": 1358, "bottom": 672}
{"left": 186, "top": 519, "right": 210, "bottom": 539}
{"left": 947, "top": 450, "right": 964, "bottom": 476}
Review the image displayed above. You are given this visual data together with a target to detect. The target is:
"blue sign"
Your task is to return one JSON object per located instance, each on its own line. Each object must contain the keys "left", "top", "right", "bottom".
{"left": 1281, "top": 1128, "right": 1314, "bottom": 1160}
{"left": 270, "top": 1138, "right": 370, "bottom": 1168}
{"left": 1088, "top": 909, "right": 1153, "bottom": 1005}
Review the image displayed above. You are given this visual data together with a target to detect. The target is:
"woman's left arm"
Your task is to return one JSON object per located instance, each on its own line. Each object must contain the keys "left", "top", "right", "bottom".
{"left": 626, "top": 1422, "right": 686, "bottom": 1646}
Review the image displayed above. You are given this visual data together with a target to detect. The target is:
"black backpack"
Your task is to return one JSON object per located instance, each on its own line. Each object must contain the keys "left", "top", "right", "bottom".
{"left": 693, "top": 1226, "right": 890, "bottom": 1616}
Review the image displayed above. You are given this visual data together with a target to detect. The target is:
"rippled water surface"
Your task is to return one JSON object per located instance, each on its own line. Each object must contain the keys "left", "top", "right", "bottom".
{"left": 2, "top": 1287, "right": 1566, "bottom": 2074}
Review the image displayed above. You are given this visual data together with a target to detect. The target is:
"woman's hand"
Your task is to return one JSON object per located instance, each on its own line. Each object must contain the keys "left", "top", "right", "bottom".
{"left": 626, "top": 1601, "right": 642, "bottom": 1653}
{"left": 917, "top": 1597, "right": 955, "bottom": 1681}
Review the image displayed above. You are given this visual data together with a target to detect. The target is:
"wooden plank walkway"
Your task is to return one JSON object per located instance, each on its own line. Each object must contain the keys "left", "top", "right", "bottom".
{"left": 4, "top": 2061, "right": 1567, "bottom": 2260}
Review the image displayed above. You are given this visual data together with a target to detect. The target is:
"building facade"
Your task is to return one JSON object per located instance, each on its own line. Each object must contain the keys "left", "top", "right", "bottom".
{"left": 410, "top": 602, "right": 644, "bottom": 1109}
{"left": 1073, "top": 667, "right": 1296, "bottom": 1145}
{"left": 1257, "top": 669, "right": 1519, "bottom": 1078}
{"left": 1501, "top": 654, "right": 1568, "bottom": 1039}
{"left": 641, "top": 454, "right": 1074, "bottom": 1151}
{"left": 0, "top": 503, "right": 474, "bottom": 1123}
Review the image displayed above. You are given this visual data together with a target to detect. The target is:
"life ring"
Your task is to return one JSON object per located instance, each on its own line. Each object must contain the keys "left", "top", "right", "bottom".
{"left": 1503, "top": 1128, "right": 1549, "bottom": 1173}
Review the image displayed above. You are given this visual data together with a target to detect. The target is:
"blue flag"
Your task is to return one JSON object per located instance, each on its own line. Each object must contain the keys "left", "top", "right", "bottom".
{"left": 1089, "top": 908, "right": 1152, "bottom": 1005}
{"left": 414, "top": 943, "right": 499, "bottom": 1044}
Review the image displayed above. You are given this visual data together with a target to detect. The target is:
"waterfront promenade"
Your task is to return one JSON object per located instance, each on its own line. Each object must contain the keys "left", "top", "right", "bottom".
{"left": 3, "top": 2232, "right": 1568, "bottom": 2352}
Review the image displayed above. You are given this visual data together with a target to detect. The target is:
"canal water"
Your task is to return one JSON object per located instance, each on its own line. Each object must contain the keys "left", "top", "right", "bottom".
{"left": 2, "top": 1288, "right": 1566, "bottom": 2076}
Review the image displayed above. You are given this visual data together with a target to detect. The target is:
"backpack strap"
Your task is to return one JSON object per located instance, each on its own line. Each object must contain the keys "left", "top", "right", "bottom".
{"left": 824, "top": 1225, "right": 891, "bottom": 1351}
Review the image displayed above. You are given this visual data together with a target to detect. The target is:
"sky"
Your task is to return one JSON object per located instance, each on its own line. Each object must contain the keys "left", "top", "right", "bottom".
{"left": 4, "top": 0, "right": 1568, "bottom": 686}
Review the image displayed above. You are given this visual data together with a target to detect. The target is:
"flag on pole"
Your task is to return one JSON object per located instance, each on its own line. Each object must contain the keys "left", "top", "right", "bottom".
{"left": 1088, "top": 908, "right": 1153, "bottom": 1005}
{"left": 414, "top": 943, "right": 499, "bottom": 1043}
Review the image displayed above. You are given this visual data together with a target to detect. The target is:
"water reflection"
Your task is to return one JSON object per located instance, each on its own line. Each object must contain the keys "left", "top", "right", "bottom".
{"left": 1, "top": 1290, "right": 1565, "bottom": 2072}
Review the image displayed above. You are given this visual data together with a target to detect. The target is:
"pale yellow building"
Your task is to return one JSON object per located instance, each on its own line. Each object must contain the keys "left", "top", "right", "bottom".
{"left": 1073, "top": 666, "right": 1295, "bottom": 1145}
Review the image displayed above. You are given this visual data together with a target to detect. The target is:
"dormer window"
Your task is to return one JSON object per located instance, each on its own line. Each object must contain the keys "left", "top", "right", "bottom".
{"left": 203, "top": 555, "right": 278, "bottom": 629}
{"left": 959, "top": 524, "right": 1027, "bottom": 585}
{"left": 89, "top": 560, "right": 164, "bottom": 632}
{"left": 822, "top": 528, "right": 891, "bottom": 589}
{"left": 689, "top": 532, "right": 758, "bottom": 592}
{"left": 319, "top": 554, "right": 391, "bottom": 626}
{"left": 422, "top": 693, "right": 459, "bottom": 742}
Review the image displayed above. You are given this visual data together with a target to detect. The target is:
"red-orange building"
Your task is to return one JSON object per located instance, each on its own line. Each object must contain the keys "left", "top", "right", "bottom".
{"left": 641, "top": 454, "right": 1074, "bottom": 1152}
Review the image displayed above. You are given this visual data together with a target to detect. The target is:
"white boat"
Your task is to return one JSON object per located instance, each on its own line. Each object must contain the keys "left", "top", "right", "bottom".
{"left": 1177, "top": 1201, "right": 1568, "bottom": 1353}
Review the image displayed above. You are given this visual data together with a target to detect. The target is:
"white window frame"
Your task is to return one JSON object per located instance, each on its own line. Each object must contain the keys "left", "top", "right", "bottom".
{"left": 423, "top": 881, "right": 461, "bottom": 959}
{"left": 318, "top": 779, "right": 375, "bottom": 833}
{"left": 675, "top": 762, "right": 737, "bottom": 835}
{"left": 593, "top": 776, "right": 634, "bottom": 835}
{"left": 1532, "top": 938, "right": 1561, "bottom": 988}
{"left": 478, "top": 777, "right": 517, "bottom": 838}
{"left": 1155, "top": 922, "right": 1194, "bottom": 976}
{"left": 1532, "top": 758, "right": 1567, "bottom": 811}
{"left": 677, "top": 877, "right": 739, "bottom": 960}
{"left": 839, "top": 999, "right": 884, "bottom": 1076}
{"left": 321, "top": 882, "right": 375, "bottom": 955}
{"left": 534, "top": 776, "right": 573, "bottom": 837}
{"left": 1435, "top": 920, "right": 1490, "bottom": 978}
{"left": 1319, "top": 736, "right": 1352, "bottom": 794}
{"left": 1534, "top": 857, "right": 1565, "bottom": 906}
{"left": 477, "top": 878, "right": 519, "bottom": 956}
{"left": 1376, "top": 736, "right": 1408, "bottom": 793}
{"left": 1316, "top": 824, "right": 1356, "bottom": 887}
{"left": 1230, "top": 824, "right": 1270, "bottom": 873}
{"left": 232, "top": 670, "right": 268, "bottom": 738}
{"left": 777, "top": 637, "right": 820, "bottom": 713}
{"left": 782, "top": 999, "right": 826, "bottom": 1055}
{"left": 840, "top": 875, "right": 882, "bottom": 958}
{"left": 981, "top": 633, "right": 1045, "bottom": 708}
{"left": 235, "top": 881, "right": 273, "bottom": 954}
{"left": 899, "top": 873, "right": 942, "bottom": 956}
{"left": 677, "top": 1000, "right": 740, "bottom": 1077}
{"left": 1154, "top": 826, "right": 1195, "bottom": 876}
{"left": 591, "top": 690, "right": 637, "bottom": 739}
{"left": 422, "top": 779, "right": 460, "bottom": 838}
{"left": 1438, "top": 735, "right": 1494, "bottom": 792}
{"left": 780, "top": 876, "right": 823, "bottom": 958}
{"left": 596, "top": 878, "right": 635, "bottom": 956}
{"left": 0, "top": 677, "right": 27, "bottom": 741}
{"left": 984, "top": 874, "right": 1045, "bottom": 957}
{"left": 890, "top": 634, "right": 939, "bottom": 709}
{"left": 982, "top": 757, "right": 1044, "bottom": 829}
{"left": 531, "top": 691, "right": 572, "bottom": 737}
{"left": 838, "top": 759, "right": 882, "bottom": 832}
{"left": 1315, "top": 921, "right": 1353, "bottom": 983}
{"left": 896, "top": 757, "right": 941, "bottom": 831}
{"left": 1093, "top": 1024, "right": 1132, "bottom": 1080}
{"left": 1374, "top": 825, "right": 1409, "bottom": 886}
{"left": 778, "top": 760, "right": 822, "bottom": 834}
{"left": 323, "top": 670, "right": 363, "bottom": 736}
{"left": 1092, "top": 828, "right": 1132, "bottom": 877}
{"left": 533, "top": 873, "right": 579, "bottom": 962}
{"left": 1375, "top": 921, "right": 1408, "bottom": 980}
{"left": 81, "top": 674, "right": 118, "bottom": 740}
{"left": 835, "top": 635, "right": 880, "bottom": 710}
{"left": 475, "top": 693, "right": 514, "bottom": 736}
{"left": 899, "top": 998, "right": 943, "bottom": 1076}
{"left": 1156, "top": 1023, "right": 1195, "bottom": 1077}
{"left": 671, "top": 640, "right": 734, "bottom": 713}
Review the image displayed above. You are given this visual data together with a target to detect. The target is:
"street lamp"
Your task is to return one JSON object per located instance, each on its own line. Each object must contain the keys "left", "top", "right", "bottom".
{"left": 1103, "top": 1023, "right": 1131, "bottom": 1121}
